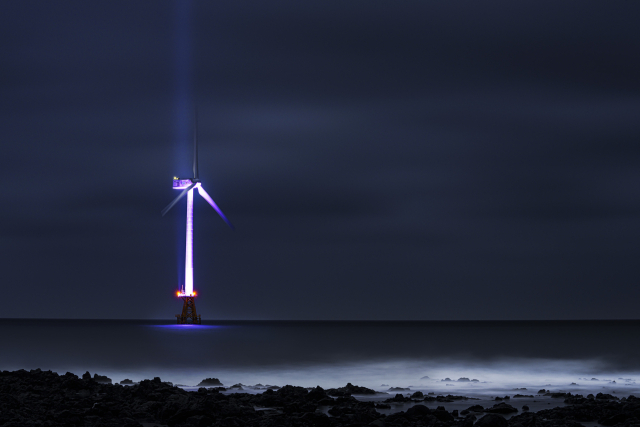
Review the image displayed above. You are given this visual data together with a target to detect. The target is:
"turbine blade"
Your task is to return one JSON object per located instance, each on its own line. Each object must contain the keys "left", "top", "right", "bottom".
{"left": 193, "top": 110, "right": 199, "bottom": 179}
{"left": 161, "top": 183, "right": 196, "bottom": 216}
{"left": 197, "top": 186, "right": 234, "bottom": 230}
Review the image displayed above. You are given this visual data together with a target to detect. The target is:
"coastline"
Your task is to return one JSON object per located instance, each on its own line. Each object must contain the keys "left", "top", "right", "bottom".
{"left": 1, "top": 369, "right": 637, "bottom": 426}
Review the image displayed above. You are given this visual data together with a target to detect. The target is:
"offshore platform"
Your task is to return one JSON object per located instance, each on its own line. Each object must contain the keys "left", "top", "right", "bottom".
{"left": 161, "top": 117, "right": 234, "bottom": 324}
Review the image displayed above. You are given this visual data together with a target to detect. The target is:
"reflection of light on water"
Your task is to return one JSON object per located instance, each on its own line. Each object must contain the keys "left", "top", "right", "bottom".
{"left": 147, "top": 324, "right": 223, "bottom": 330}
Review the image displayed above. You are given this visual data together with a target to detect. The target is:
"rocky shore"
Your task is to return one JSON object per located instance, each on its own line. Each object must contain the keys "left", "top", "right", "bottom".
{"left": 1, "top": 369, "right": 640, "bottom": 426}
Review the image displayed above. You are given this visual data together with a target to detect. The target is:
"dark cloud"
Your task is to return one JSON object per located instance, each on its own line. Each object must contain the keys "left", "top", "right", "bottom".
{"left": 1, "top": 0, "right": 639, "bottom": 319}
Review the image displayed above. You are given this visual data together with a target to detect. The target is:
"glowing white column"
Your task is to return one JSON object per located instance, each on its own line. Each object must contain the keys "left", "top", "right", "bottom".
{"left": 185, "top": 188, "right": 194, "bottom": 296}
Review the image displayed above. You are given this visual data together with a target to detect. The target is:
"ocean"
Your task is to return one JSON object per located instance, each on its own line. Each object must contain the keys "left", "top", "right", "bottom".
{"left": 1, "top": 319, "right": 638, "bottom": 403}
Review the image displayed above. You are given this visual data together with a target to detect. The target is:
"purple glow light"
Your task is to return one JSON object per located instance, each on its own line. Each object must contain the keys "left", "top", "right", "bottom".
{"left": 173, "top": 178, "right": 193, "bottom": 189}
{"left": 185, "top": 188, "right": 194, "bottom": 296}
{"left": 149, "top": 324, "right": 221, "bottom": 330}
{"left": 197, "top": 184, "right": 234, "bottom": 230}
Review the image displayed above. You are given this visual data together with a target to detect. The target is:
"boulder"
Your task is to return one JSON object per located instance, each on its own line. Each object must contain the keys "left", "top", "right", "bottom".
{"left": 388, "top": 387, "right": 410, "bottom": 392}
{"left": 474, "top": 413, "right": 508, "bottom": 427}
{"left": 197, "top": 377, "right": 223, "bottom": 386}
{"left": 432, "top": 406, "right": 454, "bottom": 422}
{"left": 405, "top": 404, "right": 431, "bottom": 418}
{"left": 461, "top": 404, "right": 484, "bottom": 415}
{"left": 484, "top": 402, "right": 517, "bottom": 414}
{"left": 327, "top": 383, "right": 376, "bottom": 396}
{"left": 93, "top": 373, "right": 112, "bottom": 384}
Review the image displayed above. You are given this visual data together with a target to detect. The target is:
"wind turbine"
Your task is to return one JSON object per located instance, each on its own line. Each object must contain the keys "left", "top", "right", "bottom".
{"left": 162, "top": 115, "right": 233, "bottom": 323}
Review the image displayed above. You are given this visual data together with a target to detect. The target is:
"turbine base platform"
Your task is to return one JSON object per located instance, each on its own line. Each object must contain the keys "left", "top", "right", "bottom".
{"left": 176, "top": 296, "right": 201, "bottom": 324}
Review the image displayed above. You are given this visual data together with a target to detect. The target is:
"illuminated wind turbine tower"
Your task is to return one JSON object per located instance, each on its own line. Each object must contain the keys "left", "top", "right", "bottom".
{"left": 162, "top": 116, "right": 234, "bottom": 324}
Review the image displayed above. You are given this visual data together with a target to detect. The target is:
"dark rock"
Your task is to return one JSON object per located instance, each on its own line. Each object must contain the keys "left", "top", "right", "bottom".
{"left": 474, "top": 413, "right": 508, "bottom": 427}
{"left": 406, "top": 404, "right": 431, "bottom": 418}
{"left": 388, "top": 387, "right": 410, "bottom": 391}
{"left": 197, "top": 377, "right": 223, "bottom": 386}
{"left": 596, "top": 392, "right": 619, "bottom": 400}
{"left": 10, "top": 368, "right": 640, "bottom": 427}
{"left": 599, "top": 413, "right": 629, "bottom": 426}
{"left": 462, "top": 404, "right": 484, "bottom": 414}
{"left": 433, "top": 405, "right": 454, "bottom": 422}
{"left": 410, "top": 391, "right": 424, "bottom": 399}
{"left": 82, "top": 371, "right": 91, "bottom": 380}
{"left": 384, "top": 393, "right": 412, "bottom": 403}
{"left": 120, "top": 379, "right": 134, "bottom": 385}
{"left": 484, "top": 402, "right": 518, "bottom": 414}
{"left": 317, "top": 397, "right": 335, "bottom": 406}
{"left": 93, "top": 373, "right": 112, "bottom": 384}
{"left": 522, "top": 405, "right": 529, "bottom": 411}
{"left": 326, "top": 382, "right": 376, "bottom": 396}
{"left": 307, "top": 385, "right": 330, "bottom": 401}
{"left": 462, "top": 414, "right": 477, "bottom": 427}
{"left": 301, "top": 412, "right": 331, "bottom": 426}
{"left": 545, "top": 392, "right": 570, "bottom": 398}
{"left": 328, "top": 406, "right": 343, "bottom": 416}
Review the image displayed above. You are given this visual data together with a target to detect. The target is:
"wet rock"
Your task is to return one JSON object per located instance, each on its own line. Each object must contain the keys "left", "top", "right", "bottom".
{"left": 522, "top": 405, "right": 529, "bottom": 411}
{"left": 433, "top": 405, "right": 454, "bottom": 422}
{"left": 388, "top": 387, "right": 410, "bottom": 391}
{"left": 544, "top": 392, "right": 571, "bottom": 398}
{"left": 405, "top": 404, "right": 431, "bottom": 417}
{"left": 327, "top": 382, "right": 377, "bottom": 396}
{"left": 484, "top": 402, "right": 518, "bottom": 414}
{"left": 461, "top": 404, "right": 484, "bottom": 415}
{"left": 307, "top": 385, "right": 330, "bottom": 402}
{"left": 410, "top": 391, "right": 424, "bottom": 399}
{"left": 301, "top": 412, "right": 331, "bottom": 426}
{"left": 93, "top": 373, "right": 112, "bottom": 384}
{"left": 197, "top": 377, "right": 223, "bottom": 386}
{"left": 599, "top": 412, "right": 629, "bottom": 425}
{"left": 474, "top": 413, "right": 508, "bottom": 427}
{"left": 462, "top": 414, "right": 477, "bottom": 427}
{"left": 7, "top": 368, "right": 640, "bottom": 427}
{"left": 596, "top": 392, "right": 618, "bottom": 400}
{"left": 384, "top": 393, "right": 412, "bottom": 403}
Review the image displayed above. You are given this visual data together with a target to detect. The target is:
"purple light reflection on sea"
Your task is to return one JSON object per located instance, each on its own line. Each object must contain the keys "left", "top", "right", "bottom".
{"left": 147, "top": 324, "right": 226, "bottom": 330}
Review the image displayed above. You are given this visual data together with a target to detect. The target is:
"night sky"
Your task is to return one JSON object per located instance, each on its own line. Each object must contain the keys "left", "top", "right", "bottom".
{"left": 2, "top": 1, "right": 639, "bottom": 320}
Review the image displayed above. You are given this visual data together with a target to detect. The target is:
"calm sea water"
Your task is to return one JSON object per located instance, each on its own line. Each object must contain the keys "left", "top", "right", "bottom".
{"left": 1, "top": 319, "right": 638, "bottom": 401}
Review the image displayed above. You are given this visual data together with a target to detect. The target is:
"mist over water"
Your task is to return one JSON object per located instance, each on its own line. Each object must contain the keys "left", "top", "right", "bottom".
{"left": 1, "top": 320, "right": 638, "bottom": 398}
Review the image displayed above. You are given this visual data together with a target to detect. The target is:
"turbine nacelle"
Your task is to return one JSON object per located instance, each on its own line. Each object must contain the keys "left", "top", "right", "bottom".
{"left": 173, "top": 177, "right": 200, "bottom": 189}
{"left": 163, "top": 178, "right": 234, "bottom": 230}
